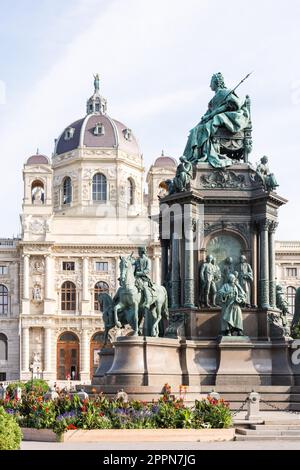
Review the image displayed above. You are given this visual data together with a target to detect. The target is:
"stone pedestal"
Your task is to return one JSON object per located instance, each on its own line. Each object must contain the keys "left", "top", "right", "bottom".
{"left": 180, "top": 339, "right": 217, "bottom": 386}
{"left": 93, "top": 348, "right": 115, "bottom": 385}
{"left": 216, "top": 336, "right": 268, "bottom": 386}
{"left": 216, "top": 336, "right": 294, "bottom": 386}
{"left": 183, "top": 307, "right": 269, "bottom": 340}
{"left": 104, "top": 336, "right": 182, "bottom": 387}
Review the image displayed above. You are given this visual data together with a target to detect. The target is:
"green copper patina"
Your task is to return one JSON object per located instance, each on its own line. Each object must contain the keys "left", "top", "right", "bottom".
{"left": 183, "top": 72, "right": 250, "bottom": 168}
{"left": 134, "top": 246, "right": 155, "bottom": 309}
{"left": 100, "top": 251, "right": 169, "bottom": 338}
{"left": 275, "top": 284, "right": 290, "bottom": 333}
{"left": 217, "top": 273, "right": 247, "bottom": 336}
{"left": 94, "top": 73, "right": 100, "bottom": 92}
{"left": 292, "top": 287, "right": 300, "bottom": 335}
{"left": 256, "top": 156, "right": 278, "bottom": 192}
{"left": 165, "top": 156, "right": 193, "bottom": 194}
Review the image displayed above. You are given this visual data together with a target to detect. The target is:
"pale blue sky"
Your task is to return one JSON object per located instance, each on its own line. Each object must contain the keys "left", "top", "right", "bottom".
{"left": 0, "top": 0, "right": 299, "bottom": 238}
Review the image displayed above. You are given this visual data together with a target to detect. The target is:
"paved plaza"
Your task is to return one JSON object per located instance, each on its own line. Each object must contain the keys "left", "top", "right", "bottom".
{"left": 20, "top": 440, "right": 300, "bottom": 451}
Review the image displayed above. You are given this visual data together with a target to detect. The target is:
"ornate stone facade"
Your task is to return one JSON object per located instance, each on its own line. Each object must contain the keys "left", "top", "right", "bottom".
{"left": 0, "top": 81, "right": 170, "bottom": 383}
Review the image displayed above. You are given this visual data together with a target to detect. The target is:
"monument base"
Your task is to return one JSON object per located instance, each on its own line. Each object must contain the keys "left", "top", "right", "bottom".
{"left": 92, "top": 348, "right": 114, "bottom": 385}
{"left": 216, "top": 336, "right": 294, "bottom": 386}
{"left": 91, "top": 335, "right": 294, "bottom": 390}
{"left": 104, "top": 336, "right": 182, "bottom": 387}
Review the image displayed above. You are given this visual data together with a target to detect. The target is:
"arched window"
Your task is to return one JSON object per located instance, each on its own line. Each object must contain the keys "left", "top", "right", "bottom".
{"left": 92, "top": 332, "right": 103, "bottom": 342}
{"left": 0, "top": 285, "right": 8, "bottom": 315}
{"left": 92, "top": 173, "right": 107, "bottom": 202}
{"left": 287, "top": 286, "right": 297, "bottom": 315}
{"left": 0, "top": 333, "right": 8, "bottom": 360}
{"left": 94, "top": 281, "right": 109, "bottom": 310}
{"left": 59, "top": 332, "right": 78, "bottom": 342}
{"left": 61, "top": 281, "right": 76, "bottom": 311}
{"left": 127, "top": 178, "right": 134, "bottom": 206}
{"left": 63, "top": 177, "right": 72, "bottom": 205}
{"left": 31, "top": 180, "right": 44, "bottom": 204}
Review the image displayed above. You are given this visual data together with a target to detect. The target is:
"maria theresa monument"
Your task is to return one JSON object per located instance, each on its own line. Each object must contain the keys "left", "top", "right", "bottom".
{"left": 87, "top": 72, "right": 300, "bottom": 408}
{"left": 1, "top": 74, "right": 300, "bottom": 409}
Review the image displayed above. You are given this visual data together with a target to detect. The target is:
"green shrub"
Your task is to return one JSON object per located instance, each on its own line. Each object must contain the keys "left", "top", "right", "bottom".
{"left": 0, "top": 406, "right": 22, "bottom": 450}
{"left": 194, "top": 397, "right": 232, "bottom": 428}
{"left": 6, "top": 382, "right": 26, "bottom": 398}
{"left": 292, "top": 324, "right": 300, "bottom": 339}
{"left": 25, "top": 379, "right": 49, "bottom": 394}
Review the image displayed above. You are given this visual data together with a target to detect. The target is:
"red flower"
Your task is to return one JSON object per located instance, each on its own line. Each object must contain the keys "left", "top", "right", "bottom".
{"left": 66, "top": 424, "right": 77, "bottom": 430}
{"left": 32, "top": 406, "right": 37, "bottom": 411}
{"left": 45, "top": 407, "right": 49, "bottom": 413}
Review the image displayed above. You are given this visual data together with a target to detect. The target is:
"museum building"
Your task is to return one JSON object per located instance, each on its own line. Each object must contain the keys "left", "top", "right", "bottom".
{"left": 0, "top": 79, "right": 298, "bottom": 383}
{"left": 0, "top": 79, "right": 176, "bottom": 383}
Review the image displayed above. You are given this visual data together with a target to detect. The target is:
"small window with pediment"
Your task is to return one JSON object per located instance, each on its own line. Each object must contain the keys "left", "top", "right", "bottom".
{"left": 0, "top": 266, "right": 8, "bottom": 275}
{"left": 62, "top": 261, "right": 75, "bottom": 271}
{"left": 93, "top": 123, "right": 105, "bottom": 136}
{"left": 95, "top": 262, "right": 108, "bottom": 272}
{"left": 287, "top": 268, "right": 297, "bottom": 278}
{"left": 64, "top": 127, "right": 75, "bottom": 141}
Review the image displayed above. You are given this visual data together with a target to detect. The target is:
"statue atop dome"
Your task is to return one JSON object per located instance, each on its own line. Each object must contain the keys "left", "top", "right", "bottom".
{"left": 183, "top": 72, "right": 252, "bottom": 169}
{"left": 94, "top": 73, "right": 100, "bottom": 93}
{"left": 87, "top": 74, "right": 107, "bottom": 114}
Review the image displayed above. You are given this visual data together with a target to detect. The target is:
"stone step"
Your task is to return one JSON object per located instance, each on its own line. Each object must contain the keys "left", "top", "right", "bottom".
{"left": 202, "top": 385, "right": 300, "bottom": 393}
{"left": 211, "top": 393, "right": 300, "bottom": 402}
{"left": 235, "top": 428, "right": 300, "bottom": 436}
{"left": 250, "top": 424, "right": 300, "bottom": 430}
{"left": 263, "top": 419, "right": 300, "bottom": 425}
{"left": 235, "top": 435, "right": 300, "bottom": 441}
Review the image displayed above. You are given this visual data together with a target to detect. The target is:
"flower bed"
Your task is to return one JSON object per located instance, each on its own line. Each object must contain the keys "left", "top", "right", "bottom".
{"left": 0, "top": 383, "right": 233, "bottom": 439}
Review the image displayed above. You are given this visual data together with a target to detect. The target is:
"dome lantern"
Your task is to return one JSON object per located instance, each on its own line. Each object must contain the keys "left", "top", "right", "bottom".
{"left": 86, "top": 74, "right": 107, "bottom": 115}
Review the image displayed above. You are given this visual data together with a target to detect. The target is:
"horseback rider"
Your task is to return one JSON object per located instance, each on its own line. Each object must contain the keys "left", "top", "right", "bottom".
{"left": 134, "top": 246, "right": 155, "bottom": 309}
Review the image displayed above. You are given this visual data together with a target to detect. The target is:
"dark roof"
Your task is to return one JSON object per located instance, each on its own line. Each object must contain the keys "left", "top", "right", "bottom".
{"left": 154, "top": 156, "right": 177, "bottom": 167}
{"left": 55, "top": 114, "right": 140, "bottom": 156}
{"left": 27, "top": 154, "right": 49, "bottom": 165}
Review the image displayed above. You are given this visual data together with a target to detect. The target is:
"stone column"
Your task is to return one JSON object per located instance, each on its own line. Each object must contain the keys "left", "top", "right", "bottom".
{"left": 45, "top": 255, "right": 53, "bottom": 300}
{"left": 80, "top": 329, "right": 90, "bottom": 381}
{"left": 153, "top": 255, "right": 160, "bottom": 284}
{"left": 82, "top": 257, "right": 89, "bottom": 301}
{"left": 184, "top": 206, "right": 194, "bottom": 307}
{"left": 171, "top": 235, "right": 180, "bottom": 308}
{"left": 251, "top": 226, "right": 258, "bottom": 307}
{"left": 161, "top": 241, "right": 169, "bottom": 286}
{"left": 115, "top": 257, "right": 120, "bottom": 290}
{"left": 22, "top": 327, "right": 29, "bottom": 371}
{"left": 23, "top": 255, "right": 30, "bottom": 300}
{"left": 259, "top": 220, "right": 270, "bottom": 309}
{"left": 269, "top": 221, "right": 278, "bottom": 308}
{"left": 44, "top": 328, "right": 52, "bottom": 372}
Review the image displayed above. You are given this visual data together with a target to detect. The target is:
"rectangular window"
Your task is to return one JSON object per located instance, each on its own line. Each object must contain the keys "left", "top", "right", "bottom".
{"left": 95, "top": 262, "right": 108, "bottom": 272}
{"left": 287, "top": 268, "right": 297, "bottom": 277}
{"left": 62, "top": 261, "right": 75, "bottom": 271}
{"left": 0, "top": 372, "right": 6, "bottom": 381}
{"left": 0, "top": 266, "right": 8, "bottom": 275}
